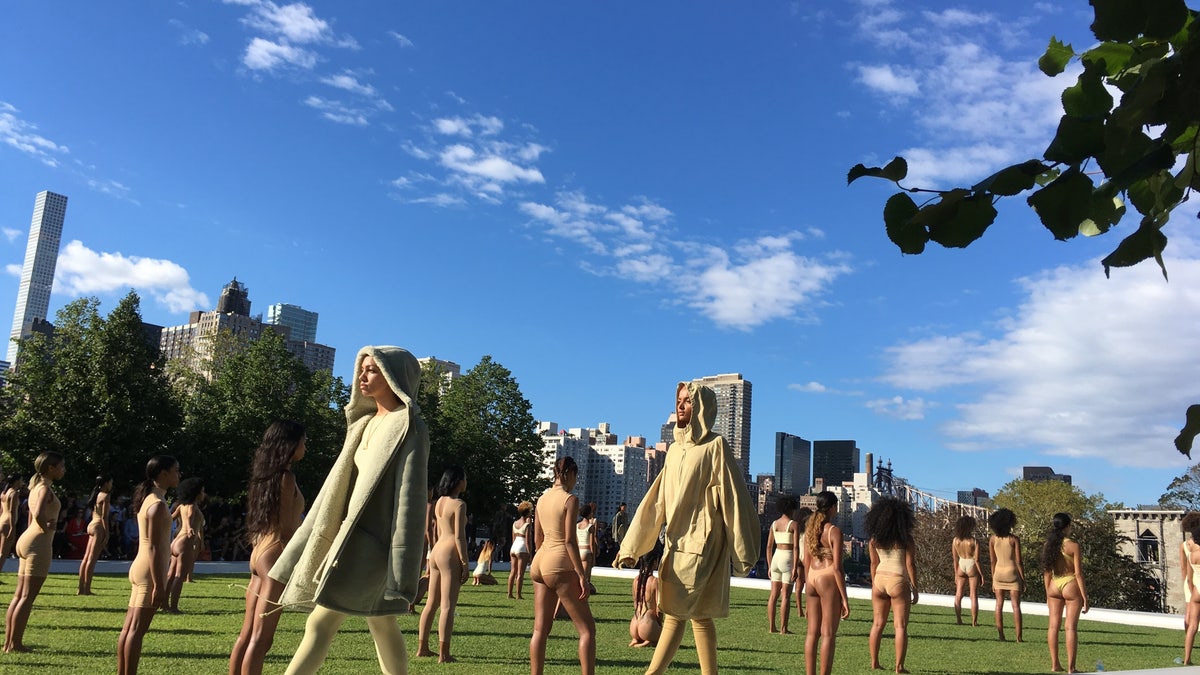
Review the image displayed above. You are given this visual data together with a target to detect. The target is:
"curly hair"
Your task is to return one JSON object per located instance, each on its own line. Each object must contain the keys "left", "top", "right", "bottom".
{"left": 989, "top": 508, "right": 1017, "bottom": 537}
{"left": 245, "top": 420, "right": 305, "bottom": 540}
{"left": 953, "top": 515, "right": 976, "bottom": 540}
{"left": 553, "top": 456, "right": 578, "bottom": 482}
{"left": 1183, "top": 511, "right": 1200, "bottom": 536}
{"left": 795, "top": 506, "right": 814, "bottom": 532}
{"left": 1040, "top": 512, "right": 1072, "bottom": 572}
{"left": 776, "top": 495, "right": 799, "bottom": 517}
{"left": 176, "top": 476, "right": 205, "bottom": 504}
{"left": 864, "top": 496, "right": 915, "bottom": 549}
{"left": 805, "top": 491, "right": 838, "bottom": 561}
{"left": 517, "top": 500, "right": 534, "bottom": 518}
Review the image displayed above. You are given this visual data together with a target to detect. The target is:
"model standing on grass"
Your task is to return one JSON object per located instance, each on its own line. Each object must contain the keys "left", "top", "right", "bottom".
{"left": 1043, "top": 512, "right": 1088, "bottom": 674}
{"left": 988, "top": 507, "right": 1024, "bottom": 642}
{"left": 164, "top": 477, "right": 206, "bottom": 613}
{"left": 508, "top": 501, "right": 534, "bottom": 600}
{"left": 417, "top": 465, "right": 469, "bottom": 663}
{"left": 804, "top": 491, "right": 849, "bottom": 675}
{"left": 0, "top": 474, "right": 25, "bottom": 576}
{"left": 529, "top": 456, "right": 596, "bottom": 675}
{"left": 792, "top": 506, "right": 813, "bottom": 620}
{"left": 766, "top": 495, "right": 800, "bottom": 635}
{"left": 228, "top": 419, "right": 306, "bottom": 675}
{"left": 1180, "top": 512, "right": 1200, "bottom": 665}
{"left": 4, "top": 452, "right": 65, "bottom": 653}
{"left": 952, "top": 515, "right": 983, "bottom": 626}
{"left": 576, "top": 503, "right": 598, "bottom": 590}
{"left": 78, "top": 476, "right": 113, "bottom": 595}
{"left": 117, "top": 455, "right": 180, "bottom": 674}
{"left": 866, "top": 497, "right": 919, "bottom": 674}
{"left": 269, "top": 346, "right": 428, "bottom": 675}
{"left": 616, "top": 381, "right": 760, "bottom": 675}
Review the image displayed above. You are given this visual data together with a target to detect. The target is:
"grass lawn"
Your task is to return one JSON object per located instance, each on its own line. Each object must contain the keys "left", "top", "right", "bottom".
{"left": 0, "top": 572, "right": 1187, "bottom": 673}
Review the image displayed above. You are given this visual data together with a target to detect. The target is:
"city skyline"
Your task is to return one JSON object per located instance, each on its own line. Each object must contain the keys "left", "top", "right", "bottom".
{"left": 7, "top": 190, "right": 66, "bottom": 365}
{"left": 3, "top": 2, "right": 1198, "bottom": 508}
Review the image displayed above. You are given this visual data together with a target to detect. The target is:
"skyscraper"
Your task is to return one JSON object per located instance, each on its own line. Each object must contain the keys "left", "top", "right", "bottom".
{"left": 266, "top": 303, "right": 319, "bottom": 343}
{"left": 8, "top": 191, "right": 67, "bottom": 365}
{"left": 812, "top": 439, "right": 860, "bottom": 487}
{"left": 774, "top": 432, "right": 811, "bottom": 495}
{"left": 692, "top": 373, "right": 752, "bottom": 483}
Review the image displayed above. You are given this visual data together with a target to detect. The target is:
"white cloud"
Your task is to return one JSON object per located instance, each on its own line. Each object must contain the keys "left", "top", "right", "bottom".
{"left": 243, "top": 37, "right": 317, "bottom": 71}
{"left": 881, "top": 247, "right": 1200, "bottom": 468}
{"left": 616, "top": 254, "right": 672, "bottom": 283}
{"left": 3, "top": 227, "right": 20, "bottom": 243}
{"left": 439, "top": 144, "right": 544, "bottom": 184}
{"left": 5, "top": 264, "right": 20, "bottom": 277}
{"left": 790, "top": 381, "right": 828, "bottom": 393}
{"left": 857, "top": 64, "right": 919, "bottom": 97}
{"left": 244, "top": 2, "right": 330, "bottom": 43}
{"left": 432, "top": 115, "right": 504, "bottom": 137}
{"left": 303, "top": 96, "right": 367, "bottom": 126}
{"left": 86, "top": 178, "right": 140, "bottom": 205}
{"left": 867, "top": 395, "right": 932, "bottom": 420}
{"left": 0, "top": 101, "right": 69, "bottom": 167}
{"left": 169, "top": 19, "right": 210, "bottom": 46}
{"left": 388, "top": 31, "right": 414, "bottom": 47}
{"left": 922, "top": 8, "right": 992, "bottom": 28}
{"left": 320, "top": 71, "right": 376, "bottom": 97}
{"left": 406, "top": 193, "right": 465, "bottom": 207}
{"left": 54, "top": 240, "right": 209, "bottom": 312}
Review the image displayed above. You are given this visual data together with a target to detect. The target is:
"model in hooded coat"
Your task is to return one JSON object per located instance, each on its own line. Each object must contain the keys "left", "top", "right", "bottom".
{"left": 268, "top": 346, "right": 429, "bottom": 675}
{"left": 616, "top": 381, "right": 760, "bottom": 675}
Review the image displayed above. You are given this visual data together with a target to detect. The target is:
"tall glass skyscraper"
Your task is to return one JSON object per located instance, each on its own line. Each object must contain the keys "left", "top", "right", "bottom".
{"left": 7, "top": 191, "right": 67, "bottom": 365}
{"left": 774, "top": 432, "right": 811, "bottom": 495}
{"left": 266, "top": 302, "right": 318, "bottom": 343}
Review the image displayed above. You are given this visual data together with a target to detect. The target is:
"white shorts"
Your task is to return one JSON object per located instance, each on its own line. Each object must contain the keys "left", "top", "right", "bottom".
{"left": 511, "top": 537, "right": 529, "bottom": 555}
{"left": 769, "top": 549, "right": 794, "bottom": 584}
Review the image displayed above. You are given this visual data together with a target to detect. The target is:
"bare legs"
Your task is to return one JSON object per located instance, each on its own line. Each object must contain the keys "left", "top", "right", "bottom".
{"left": 1047, "top": 584, "right": 1084, "bottom": 673}
{"left": 4, "top": 574, "right": 47, "bottom": 652}
{"left": 953, "top": 574, "right": 979, "bottom": 626}
{"left": 117, "top": 606, "right": 159, "bottom": 674}
{"left": 869, "top": 584, "right": 910, "bottom": 673}
{"left": 508, "top": 553, "right": 528, "bottom": 599}
{"left": 994, "top": 588, "right": 1023, "bottom": 642}
{"left": 417, "top": 547, "right": 463, "bottom": 662}
{"left": 805, "top": 575, "right": 843, "bottom": 675}
{"left": 79, "top": 528, "right": 108, "bottom": 595}
{"left": 530, "top": 571, "right": 595, "bottom": 675}
{"left": 1186, "top": 597, "right": 1200, "bottom": 665}
{"left": 229, "top": 548, "right": 285, "bottom": 675}
{"left": 164, "top": 542, "right": 199, "bottom": 613}
{"left": 768, "top": 580, "right": 793, "bottom": 633}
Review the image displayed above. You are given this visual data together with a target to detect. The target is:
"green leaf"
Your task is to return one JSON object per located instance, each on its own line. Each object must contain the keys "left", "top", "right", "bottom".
{"left": 1143, "top": 0, "right": 1189, "bottom": 38}
{"left": 927, "top": 194, "right": 998, "bottom": 248}
{"left": 1090, "top": 0, "right": 1147, "bottom": 42}
{"left": 972, "top": 160, "right": 1047, "bottom": 196}
{"left": 1035, "top": 167, "right": 1063, "bottom": 186}
{"left": 1062, "top": 61, "right": 1114, "bottom": 118}
{"left": 1099, "top": 136, "right": 1176, "bottom": 193}
{"left": 1039, "top": 37, "right": 1076, "bottom": 76}
{"left": 1128, "top": 170, "right": 1185, "bottom": 217}
{"left": 1027, "top": 167, "right": 1095, "bottom": 240}
{"left": 1081, "top": 41, "right": 1135, "bottom": 76}
{"left": 848, "top": 156, "right": 909, "bottom": 185}
{"left": 1079, "top": 185, "right": 1126, "bottom": 236}
{"left": 1101, "top": 217, "right": 1169, "bottom": 278}
{"left": 1043, "top": 115, "right": 1106, "bottom": 164}
{"left": 883, "top": 192, "right": 926, "bottom": 255}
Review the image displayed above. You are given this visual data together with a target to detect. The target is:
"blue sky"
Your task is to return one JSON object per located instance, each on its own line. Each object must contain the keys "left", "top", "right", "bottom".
{"left": 2, "top": 0, "right": 1197, "bottom": 507}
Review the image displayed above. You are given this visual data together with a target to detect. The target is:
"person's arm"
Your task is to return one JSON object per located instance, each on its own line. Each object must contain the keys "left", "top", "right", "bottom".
{"left": 1070, "top": 540, "right": 1088, "bottom": 612}
{"left": 562, "top": 495, "right": 589, "bottom": 599}
{"left": 29, "top": 486, "right": 55, "bottom": 530}
{"left": 952, "top": 539, "right": 961, "bottom": 578}
{"left": 147, "top": 500, "right": 169, "bottom": 607}
{"left": 278, "top": 471, "right": 300, "bottom": 543}
{"left": 973, "top": 541, "right": 983, "bottom": 578}
{"left": 1014, "top": 537, "right": 1026, "bottom": 590}
{"left": 905, "top": 546, "right": 919, "bottom": 604}
{"left": 1184, "top": 543, "right": 1195, "bottom": 602}
{"left": 988, "top": 535, "right": 998, "bottom": 573}
{"left": 766, "top": 523, "right": 777, "bottom": 565}
{"left": 534, "top": 515, "right": 545, "bottom": 550}
{"left": 869, "top": 539, "right": 880, "bottom": 584}
{"left": 455, "top": 499, "right": 469, "bottom": 580}
{"left": 831, "top": 524, "right": 850, "bottom": 618}
{"left": 789, "top": 522, "right": 800, "bottom": 584}
{"left": 589, "top": 522, "right": 597, "bottom": 553}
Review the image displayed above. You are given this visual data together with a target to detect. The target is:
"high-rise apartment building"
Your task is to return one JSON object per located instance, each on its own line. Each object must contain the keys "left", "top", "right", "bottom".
{"left": 417, "top": 356, "right": 462, "bottom": 393}
{"left": 812, "top": 439, "right": 860, "bottom": 487}
{"left": 7, "top": 191, "right": 67, "bottom": 365}
{"left": 539, "top": 421, "right": 649, "bottom": 524}
{"left": 691, "top": 373, "right": 752, "bottom": 483}
{"left": 267, "top": 303, "right": 318, "bottom": 343}
{"left": 775, "top": 432, "right": 811, "bottom": 495}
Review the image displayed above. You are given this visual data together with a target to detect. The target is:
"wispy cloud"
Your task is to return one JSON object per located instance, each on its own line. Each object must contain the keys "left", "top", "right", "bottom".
{"left": 850, "top": 0, "right": 1070, "bottom": 187}
{"left": 304, "top": 95, "right": 367, "bottom": 126}
{"left": 3, "top": 227, "right": 20, "bottom": 244}
{"left": 388, "top": 31, "right": 414, "bottom": 48}
{"left": 87, "top": 178, "right": 140, "bottom": 205}
{"left": 866, "top": 395, "right": 932, "bottom": 420}
{"left": 168, "top": 19, "right": 210, "bottom": 46}
{"left": 881, "top": 240, "right": 1200, "bottom": 468}
{"left": 227, "top": 1, "right": 356, "bottom": 73}
{"left": 790, "top": 381, "right": 829, "bottom": 393}
{"left": 5, "top": 264, "right": 20, "bottom": 277}
{"left": 54, "top": 240, "right": 210, "bottom": 312}
{"left": 0, "top": 101, "right": 69, "bottom": 167}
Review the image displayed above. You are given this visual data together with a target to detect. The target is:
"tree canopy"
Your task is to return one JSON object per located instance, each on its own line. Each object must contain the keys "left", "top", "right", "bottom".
{"left": 848, "top": 0, "right": 1198, "bottom": 279}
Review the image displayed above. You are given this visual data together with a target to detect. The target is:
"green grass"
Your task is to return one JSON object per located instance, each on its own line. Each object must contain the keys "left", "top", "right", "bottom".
{"left": 0, "top": 572, "right": 1187, "bottom": 673}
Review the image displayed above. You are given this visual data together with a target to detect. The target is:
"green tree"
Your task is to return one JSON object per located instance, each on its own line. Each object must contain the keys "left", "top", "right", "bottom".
{"left": 174, "top": 328, "right": 348, "bottom": 498}
{"left": 0, "top": 292, "right": 181, "bottom": 494}
{"left": 432, "top": 355, "right": 544, "bottom": 526}
{"left": 1159, "top": 463, "right": 1200, "bottom": 509}
{"left": 849, "top": 0, "right": 1197, "bottom": 279}
{"left": 992, "top": 478, "right": 1159, "bottom": 609}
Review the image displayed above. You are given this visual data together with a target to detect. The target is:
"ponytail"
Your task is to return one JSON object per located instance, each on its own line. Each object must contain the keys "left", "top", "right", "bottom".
{"left": 132, "top": 455, "right": 178, "bottom": 513}
{"left": 86, "top": 475, "right": 110, "bottom": 510}
{"left": 29, "top": 452, "right": 64, "bottom": 491}
{"left": 805, "top": 491, "right": 838, "bottom": 561}
{"left": 1040, "top": 512, "right": 1072, "bottom": 572}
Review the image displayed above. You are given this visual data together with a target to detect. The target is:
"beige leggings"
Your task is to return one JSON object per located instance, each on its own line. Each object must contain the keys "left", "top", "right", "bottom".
{"left": 285, "top": 605, "right": 408, "bottom": 675}
{"left": 645, "top": 615, "right": 717, "bottom": 675}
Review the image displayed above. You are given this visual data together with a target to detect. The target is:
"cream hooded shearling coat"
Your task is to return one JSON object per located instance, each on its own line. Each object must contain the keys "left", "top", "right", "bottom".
{"left": 268, "top": 346, "right": 429, "bottom": 616}
{"left": 617, "top": 382, "right": 759, "bottom": 619}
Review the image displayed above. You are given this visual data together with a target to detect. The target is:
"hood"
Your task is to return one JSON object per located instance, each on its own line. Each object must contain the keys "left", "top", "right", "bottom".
{"left": 674, "top": 381, "right": 717, "bottom": 445}
{"left": 346, "top": 345, "right": 422, "bottom": 425}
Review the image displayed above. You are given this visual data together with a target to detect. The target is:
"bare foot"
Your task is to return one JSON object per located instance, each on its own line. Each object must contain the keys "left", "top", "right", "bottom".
{"left": 781, "top": 629, "right": 793, "bottom": 634}
{"left": 972, "top": 620, "right": 978, "bottom": 626}
{"left": 507, "top": 594, "right": 515, "bottom": 599}
{"left": 956, "top": 618, "right": 963, "bottom": 625}
{"left": 439, "top": 656, "right": 456, "bottom": 663}
{"left": 870, "top": 664, "right": 882, "bottom": 670}
{"left": 3, "top": 645, "right": 31, "bottom": 653}
{"left": 633, "top": 641, "right": 651, "bottom": 648}
{"left": 769, "top": 628, "right": 779, "bottom": 634}
{"left": 416, "top": 649, "right": 436, "bottom": 658}
{"left": 629, "top": 640, "right": 639, "bottom": 647}
{"left": 896, "top": 668, "right": 909, "bottom": 674}
{"left": 1050, "top": 666, "right": 1065, "bottom": 673}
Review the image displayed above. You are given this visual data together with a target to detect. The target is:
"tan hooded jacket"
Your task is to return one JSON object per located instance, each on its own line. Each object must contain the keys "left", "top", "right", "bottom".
{"left": 618, "top": 381, "right": 760, "bottom": 619}
{"left": 268, "top": 346, "right": 429, "bottom": 616}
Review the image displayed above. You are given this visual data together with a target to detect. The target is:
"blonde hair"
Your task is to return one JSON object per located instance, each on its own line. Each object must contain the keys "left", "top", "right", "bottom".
{"left": 805, "top": 491, "right": 838, "bottom": 562}
{"left": 479, "top": 540, "right": 495, "bottom": 560}
{"left": 517, "top": 501, "right": 533, "bottom": 518}
{"left": 29, "top": 451, "right": 64, "bottom": 491}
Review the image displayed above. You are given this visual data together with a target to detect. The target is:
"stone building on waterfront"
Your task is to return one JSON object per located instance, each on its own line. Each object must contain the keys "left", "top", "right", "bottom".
{"left": 1109, "top": 507, "right": 1185, "bottom": 613}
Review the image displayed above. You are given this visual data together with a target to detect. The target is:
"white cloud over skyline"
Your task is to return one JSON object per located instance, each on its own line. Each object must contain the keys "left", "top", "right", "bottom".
{"left": 0, "top": 101, "right": 69, "bottom": 168}
{"left": 54, "top": 240, "right": 210, "bottom": 312}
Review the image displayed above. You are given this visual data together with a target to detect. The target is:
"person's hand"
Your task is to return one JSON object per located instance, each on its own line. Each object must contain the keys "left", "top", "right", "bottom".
{"left": 614, "top": 556, "right": 636, "bottom": 569}
{"left": 1082, "top": 597, "right": 1089, "bottom": 614}
{"left": 911, "top": 588, "right": 920, "bottom": 605}
{"left": 460, "top": 564, "right": 469, "bottom": 584}
{"left": 840, "top": 599, "right": 850, "bottom": 619}
{"left": 578, "top": 575, "right": 591, "bottom": 600}
{"left": 151, "top": 584, "right": 165, "bottom": 609}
